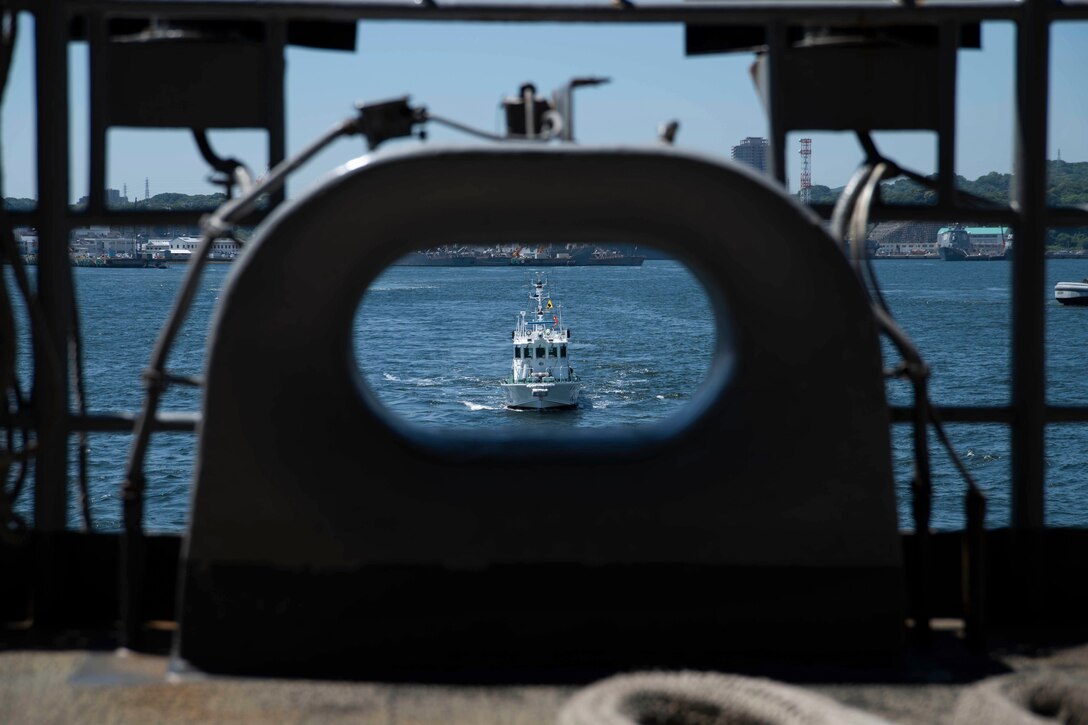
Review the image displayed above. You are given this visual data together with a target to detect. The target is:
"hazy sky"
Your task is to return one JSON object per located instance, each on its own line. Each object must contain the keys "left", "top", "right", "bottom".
{"left": 2, "top": 12, "right": 1086, "bottom": 202}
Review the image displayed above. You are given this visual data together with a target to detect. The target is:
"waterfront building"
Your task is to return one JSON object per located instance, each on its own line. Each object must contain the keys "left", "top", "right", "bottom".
{"left": 869, "top": 221, "right": 943, "bottom": 257}
{"left": 143, "top": 235, "right": 242, "bottom": 261}
{"left": 730, "top": 136, "right": 768, "bottom": 173}
{"left": 14, "top": 228, "right": 37, "bottom": 256}
{"left": 75, "top": 190, "right": 128, "bottom": 207}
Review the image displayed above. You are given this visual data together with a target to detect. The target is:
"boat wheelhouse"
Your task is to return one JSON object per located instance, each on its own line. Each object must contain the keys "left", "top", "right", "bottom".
{"left": 501, "top": 275, "right": 580, "bottom": 410}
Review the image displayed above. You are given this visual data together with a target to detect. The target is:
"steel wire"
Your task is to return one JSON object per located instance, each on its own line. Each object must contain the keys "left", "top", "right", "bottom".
{"left": 119, "top": 112, "right": 367, "bottom": 649}
{"left": 841, "top": 141, "right": 988, "bottom": 646}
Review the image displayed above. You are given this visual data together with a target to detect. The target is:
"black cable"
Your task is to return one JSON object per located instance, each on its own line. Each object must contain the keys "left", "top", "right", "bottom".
{"left": 847, "top": 134, "right": 990, "bottom": 500}
{"left": 855, "top": 130, "right": 1005, "bottom": 212}
{"left": 830, "top": 163, "right": 876, "bottom": 248}
{"left": 0, "top": 11, "right": 44, "bottom": 541}
{"left": 425, "top": 112, "right": 512, "bottom": 142}
{"left": 841, "top": 141, "right": 989, "bottom": 645}
{"left": 850, "top": 161, "right": 893, "bottom": 313}
{"left": 68, "top": 288, "right": 93, "bottom": 531}
{"left": 120, "top": 113, "right": 366, "bottom": 650}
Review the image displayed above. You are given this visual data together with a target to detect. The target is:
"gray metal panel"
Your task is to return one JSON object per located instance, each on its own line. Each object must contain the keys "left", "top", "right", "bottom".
{"left": 104, "top": 39, "right": 269, "bottom": 128}
{"left": 185, "top": 145, "right": 899, "bottom": 570}
{"left": 172, "top": 146, "right": 904, "bottom": 668}
{"left": 755, "top": 45, "right": 942, "bottom": 131}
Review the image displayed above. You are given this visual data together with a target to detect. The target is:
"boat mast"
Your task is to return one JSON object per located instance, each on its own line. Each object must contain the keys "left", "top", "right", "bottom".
{"left": 531, "top": 275, "right": 546, "bottom": 325}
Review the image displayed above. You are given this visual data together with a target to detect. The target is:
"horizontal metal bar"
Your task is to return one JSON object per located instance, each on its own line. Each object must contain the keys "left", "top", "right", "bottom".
{"left": 65, "top": 204, "right": 1088, "bottom": 230}
{"left": 1046, "top": 207, "right": 1088, "bottom": 228}
{"left": 889, "top": 406, "right": 1014, "bottom": 424}
{"left": 68, "top": 208, "right": 269, "bottom": 227}
{"left": 808, "top": 204, "right": 1088, "bottom": 226}
{"left": 8, "top": 203, "right": 1082, "bottom": 232}
{"left": 1051, "top": 3, "right": 1088, "bottom": 21}
{"left": 889, "top": 406, "right": 1088, "bottom": 425}
{"left": 33, "top": 0, "right": 1025, "bottom": 25}
{"left": 15, "top": 405, "right": 1088, "bottom": 433}
{"left": 1042, "top": 406, "right": 1088, "bottom": 425}
{"left": 808, "top": 202, "right": 1021, "bottom": 224}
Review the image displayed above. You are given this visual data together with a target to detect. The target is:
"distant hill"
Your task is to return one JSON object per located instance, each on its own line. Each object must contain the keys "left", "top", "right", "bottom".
{"left": 7, "top": 162, "right": 1085, "bottom": 212}
{"left": 809, "top": 161, "right": 1088, "bottom": 207}
{"left": 5, "top": 191, "right": 247, "bottom": 239}
{"left": 3, "top": 197, "right": 36, "bottom": 212}
{"left": 129, "top": 192, "right": 228, "bottom": 210}
{"left": 4, "top": 192, "right": 228, "bottom": 213}
{"left": 808, "top": 160, "right": 1088, "bottom": 249}
{"left": 7, "top": 162, "right": 1086, "bottom": 247}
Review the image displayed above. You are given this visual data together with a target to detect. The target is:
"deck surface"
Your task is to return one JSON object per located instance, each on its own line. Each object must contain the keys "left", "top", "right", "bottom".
{"left": 2, "top": 630, "right": 1087, "bottom": 723}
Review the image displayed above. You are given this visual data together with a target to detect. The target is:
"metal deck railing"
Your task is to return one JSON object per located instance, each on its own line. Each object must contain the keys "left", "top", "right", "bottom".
{"left": 4, "top": 0, "right": 1088, "bottom": 647}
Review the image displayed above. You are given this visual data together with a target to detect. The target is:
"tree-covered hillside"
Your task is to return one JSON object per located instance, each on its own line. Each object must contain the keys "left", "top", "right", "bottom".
{"left": 808, "top": 160, "right": 1088, "bottom": 248}
{"left": 7, "top": 161, "right": 1087, "bottom": 246}
{"left": 5, "top": 192, "right": 228, "bottom": 212}
{"left": 810, "top": 160, "right": 1088, "bottom": 207}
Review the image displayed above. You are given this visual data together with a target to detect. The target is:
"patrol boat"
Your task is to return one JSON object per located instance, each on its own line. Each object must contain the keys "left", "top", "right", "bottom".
{"left": 501, "top": 275, "right": 580, "bottom": 410}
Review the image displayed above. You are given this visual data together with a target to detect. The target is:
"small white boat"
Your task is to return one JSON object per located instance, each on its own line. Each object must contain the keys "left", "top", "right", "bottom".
{"left": 501, "top": 275, "right": 580, "bottom": 410}
{"left": 1054, "top": 279, "right": 1088, "bottom": 306}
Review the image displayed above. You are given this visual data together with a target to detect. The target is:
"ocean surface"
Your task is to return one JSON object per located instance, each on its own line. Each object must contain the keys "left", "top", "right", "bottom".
{"left": 9, "top": 257, "right": 1088, "bottom": 532}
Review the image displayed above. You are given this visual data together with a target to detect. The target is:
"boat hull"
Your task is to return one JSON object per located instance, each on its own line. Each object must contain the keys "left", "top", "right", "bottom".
{"left": 938, "top": 246, "right": 1007, "bottom": 261}
{"left": 583, "top": 255, "right": 646, "bottom": 266}
{"left": 1055, "top": 282, "right": 1088, "bottom": 306}
{"left": 502, "top": 381, "right": 579, "bottom": 410}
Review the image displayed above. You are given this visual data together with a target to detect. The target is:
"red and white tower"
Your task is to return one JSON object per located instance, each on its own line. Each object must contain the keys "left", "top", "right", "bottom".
{"left": 799, "top": 138, "right": 813, "bottom": 204}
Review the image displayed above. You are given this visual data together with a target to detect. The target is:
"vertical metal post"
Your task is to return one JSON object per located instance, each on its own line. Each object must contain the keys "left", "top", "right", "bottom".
{"left": 1011, "top": 0, "right": 1048, "bottom": 530}
{"left": 88, "top": 14, "right": 108, "bottom": 215}
{"left": 561, "top": 85, "right": 574, "bottom": 142}
{"left": 523, "top": 84, "right": 536, "bottom": 140}
{"left": 33, "top": 0, "right": 72, "bottom": 629}
{"left": 909, "top": 377, "right": 932, "bottom": 644}
{"left": 266, "top": 20, "right": 287, "bottom": 208}
{"left": 936, "top": 23, "right": 957, "bottom": 205}
{"left": 33, "top": 1, "right": 70, "bottom": 532}
{"left": 765, "top": 23, "right": 788, "bottom": 186}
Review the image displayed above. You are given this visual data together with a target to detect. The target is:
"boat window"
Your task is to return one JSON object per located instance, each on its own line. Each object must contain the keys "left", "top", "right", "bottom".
{"left": 549, "top": 347, "right": 557, "bottom": 357}
{"left": 536, "top": 347, "right": 545, "bottom": 358}
{"left": 515, "top": 348, "right": 521, "bottom": 358}
{"left": 560, "top": 346, "right": 567, "bottom": 358}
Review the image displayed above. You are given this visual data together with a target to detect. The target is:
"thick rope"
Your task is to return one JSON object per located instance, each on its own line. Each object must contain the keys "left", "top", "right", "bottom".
{"left": 558, "top": 671, "right": 892, "bottom": 725}
{"left": 952, "top": 670, "right": 1088, "bottom": 725}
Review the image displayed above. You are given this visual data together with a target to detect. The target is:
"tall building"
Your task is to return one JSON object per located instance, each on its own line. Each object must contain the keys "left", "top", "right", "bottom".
{"left": 731, "top": 136, "right": 768, "bottom": 173}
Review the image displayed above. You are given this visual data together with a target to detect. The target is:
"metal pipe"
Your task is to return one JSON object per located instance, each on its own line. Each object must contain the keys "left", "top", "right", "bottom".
{"left": 936, "top": 22, "right": 957, "bottom": 205}
{"left": 88, "top": 13, "right": 108, "bottom": 216}
{"left": 266, "top": 19, "right": 287, "bottom": 207}
{"left": 765, "top": 22, "right": 787, "bottom": 186}
{"left": 22, "top": 1, "right": 1028, "bottom": 25}
{"left": 1010, "top": 0, "right": 1048, "bottom": 530}
{"left": 33, "top": 0, "right": 71, "bottom": 534}
{"left": 30, "top": 0, "right": 73, "bottom": 633}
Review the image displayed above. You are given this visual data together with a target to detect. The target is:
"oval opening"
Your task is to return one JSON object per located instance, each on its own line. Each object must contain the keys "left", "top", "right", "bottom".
{"left": 353, "top": 243, "right": 729, "bottom": 431}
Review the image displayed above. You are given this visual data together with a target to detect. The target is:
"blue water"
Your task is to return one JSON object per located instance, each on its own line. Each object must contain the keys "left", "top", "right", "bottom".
{"left": 355, "top": 264, "right": 715, "bottom": 429}
{"left": 8, "top": 258, "right": 1088, "bottom": 532}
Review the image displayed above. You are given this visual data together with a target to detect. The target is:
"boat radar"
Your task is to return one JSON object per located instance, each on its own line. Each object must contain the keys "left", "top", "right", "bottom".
{"left": 501, "top": 275, "right": 580, "bottom": 410}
